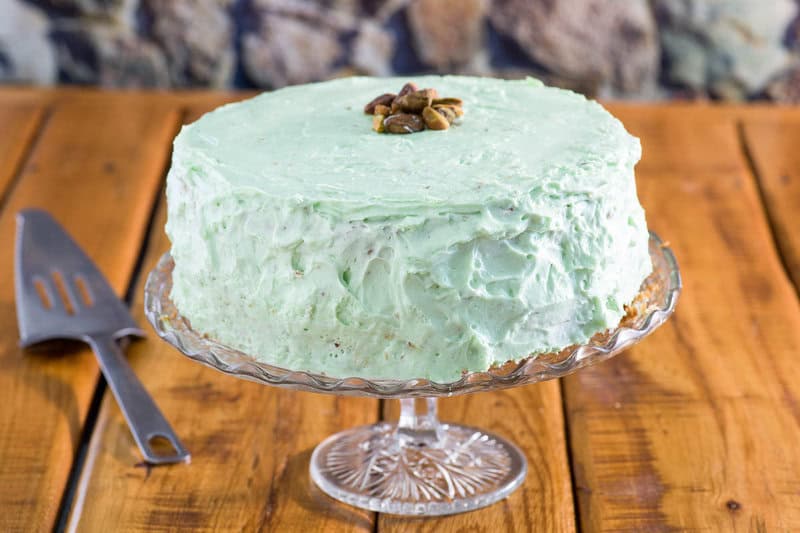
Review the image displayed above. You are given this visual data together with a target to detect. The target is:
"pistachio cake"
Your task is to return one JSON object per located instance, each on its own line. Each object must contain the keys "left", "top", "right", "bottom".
{"left": 165, "top": 75, "right": 651, "bottom": 382}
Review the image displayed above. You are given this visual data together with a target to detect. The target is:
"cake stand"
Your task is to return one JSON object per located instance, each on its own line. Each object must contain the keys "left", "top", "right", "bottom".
{"left": 144, "top": 232, "right": 680, "bottom": 516}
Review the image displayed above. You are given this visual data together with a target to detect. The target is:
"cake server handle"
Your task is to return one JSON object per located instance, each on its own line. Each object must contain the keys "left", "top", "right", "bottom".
{"left": 86, "top": 334, "right": 190, "bottom": 464}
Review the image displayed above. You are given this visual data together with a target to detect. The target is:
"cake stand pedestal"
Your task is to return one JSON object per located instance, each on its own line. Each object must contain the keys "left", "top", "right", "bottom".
{"left": 144, "top": 232, "right": 680, "bottom": 516}
{"left": 310, "top": 397, "right": 526, "bottom": 515}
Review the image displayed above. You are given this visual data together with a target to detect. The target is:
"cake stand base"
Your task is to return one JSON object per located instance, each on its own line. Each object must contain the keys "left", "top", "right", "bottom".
{"left": 309, "top": 398, "right": 527, "bottom": 516}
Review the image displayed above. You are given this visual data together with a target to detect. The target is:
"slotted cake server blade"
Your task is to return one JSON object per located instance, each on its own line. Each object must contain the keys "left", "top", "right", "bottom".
{"left": 14, "top": 209, "right": 189, "bottom": 464}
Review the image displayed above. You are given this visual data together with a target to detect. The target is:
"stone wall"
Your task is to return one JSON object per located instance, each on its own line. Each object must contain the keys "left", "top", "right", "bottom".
{"left": 2, "top": 0, "right": 799, "bottom": 101}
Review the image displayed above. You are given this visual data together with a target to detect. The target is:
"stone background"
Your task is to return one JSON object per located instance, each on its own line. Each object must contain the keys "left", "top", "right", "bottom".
{"left": 2, "top": 0, "right": 800, "bottom": 102}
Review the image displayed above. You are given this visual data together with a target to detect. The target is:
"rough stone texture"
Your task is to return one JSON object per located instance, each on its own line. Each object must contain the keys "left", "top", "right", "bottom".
{"left": 488, "top": 0, "right": 659, "bottom": 94}
{"left": 407, "top": 0, "right": 487, "bottom": 71}
{"left": 492, "top": 67, "right": 603, "bottom": 98}
{"left": 24, "top": 0, "right": 138, "bottom": 24}
{"left": 242, "top": 14, "right": 342, "bottom": 88}
{"left": 0, "top": 0, "right": 57, "bottom": 84}
{"left": 51, "top": 19, "right": 169, "bottom": 87}
{"left": 143, "top": 0, "right": 234, "bottom": 88}
{"left": 352, "top": 20, "right": 395, "bottom": 76}
{"left": 4, "top": 0, "right": 800, "bottom": 100}
{"left": 655, "top": 0, "right": 798, "bottom": 99}
{"left": 766, "top": 66, "right": 800, "bottom": 103}
{"left": 257, "top": 0, "right": 404, "bottom": 26}
{"left": 366, "top": 0, "right": 407, "bottom": 21}
{"left": 789, "top": 12, "right": 800, "bottom": 52}
{"left": 251, "top": 0, "right": 359, "bottom": 31}
{"left": 243, "top": 1, "right": 397, "bottom": 86}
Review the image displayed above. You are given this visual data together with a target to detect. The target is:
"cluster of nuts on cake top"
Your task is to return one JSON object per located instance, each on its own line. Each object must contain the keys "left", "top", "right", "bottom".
{"left": 363, "top": 82, "right": 464, "bottom": 134}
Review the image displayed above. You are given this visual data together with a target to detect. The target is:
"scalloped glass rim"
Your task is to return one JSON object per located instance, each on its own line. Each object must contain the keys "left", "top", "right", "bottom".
{"left": 144, "top": 232, "right": 680, "bottom": 398}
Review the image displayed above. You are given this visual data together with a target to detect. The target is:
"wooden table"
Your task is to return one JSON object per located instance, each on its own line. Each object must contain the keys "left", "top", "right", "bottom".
{"left": 1, "top": 88, "right": 799, "bottom": 532}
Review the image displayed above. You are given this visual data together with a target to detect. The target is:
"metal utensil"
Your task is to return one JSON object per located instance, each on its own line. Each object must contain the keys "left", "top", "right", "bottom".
{"left": 14, "top": 208, "right": 189, "bottom": 464}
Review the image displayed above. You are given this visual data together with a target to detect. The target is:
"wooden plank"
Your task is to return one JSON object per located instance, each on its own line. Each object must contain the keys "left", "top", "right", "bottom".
{"left": 563, "top": 108, "right": 800, "bottom": 531}
{"left": 0, "top": 96, "right": 180, "bottom": 532}
{"left": 379, "top": 385, "right": 576, "bottom": 532}
{"left": 67, "top": 103, "right": 377, "bottom": 532}
{"left": 0, "top": 100, "right": 45, "bottom": 200}
{"left": 740, "top": 117, "right": 800, "bottom": 292}
{"left": 605, "top": 101, "right": 800, "bottom": 123}
{"left": 0, "top": 86, "right": 257, "bottom": 116}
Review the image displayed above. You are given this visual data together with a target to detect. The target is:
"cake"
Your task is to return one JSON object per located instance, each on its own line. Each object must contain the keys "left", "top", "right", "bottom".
{"left": 165, "top": 75, "right": 651, "bottom": 382}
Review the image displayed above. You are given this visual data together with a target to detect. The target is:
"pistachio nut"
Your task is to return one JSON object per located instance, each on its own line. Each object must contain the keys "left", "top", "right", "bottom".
{"left": 397, "top": 82, "right": 419, "bottom": 97}
{"left": 432, "top": 105, "right": 457, "bottom": 123}
{"left": 393, "top": 89, "right": 436, "bottom": 113}
{"left": 372, "top": 114, "right": 386, "bottom": 133}
{"left": 384, "top": 113, "right": 425, "bottom": 134}
{"left": 434, "top": 103, "right": 463, "bottom": 118}
{"left": 422, "top": 106, "right": 450, "bottom": 130}
{"left": 432, "top": 97, "right": 463, "bottom": 107}
{"left": 364, "top": 93, "right": 396, "bottom": 114}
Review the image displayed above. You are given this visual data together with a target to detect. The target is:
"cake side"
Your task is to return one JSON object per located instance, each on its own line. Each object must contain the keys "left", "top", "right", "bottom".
{"left": 165, "top": 76, "right": 651, "bottom": 381}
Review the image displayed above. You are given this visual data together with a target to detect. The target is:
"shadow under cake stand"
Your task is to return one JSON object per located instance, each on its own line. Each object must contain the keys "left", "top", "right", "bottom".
{"left": 144, "top": 232, "right": 681, "bottom": 516}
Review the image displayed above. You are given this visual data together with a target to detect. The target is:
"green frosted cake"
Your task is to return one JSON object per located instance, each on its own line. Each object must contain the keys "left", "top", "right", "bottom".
{"left": 165, "top": 75, "right": 651, "bottom": 382}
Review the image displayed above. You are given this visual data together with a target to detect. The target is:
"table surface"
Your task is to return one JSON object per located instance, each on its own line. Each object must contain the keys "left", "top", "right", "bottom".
{"left": 1, "top": 87, "right": 799, "bottom": 532}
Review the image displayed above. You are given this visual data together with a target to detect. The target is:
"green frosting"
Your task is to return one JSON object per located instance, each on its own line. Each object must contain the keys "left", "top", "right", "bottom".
{"left": 166, "top": 75, "right": 651, "bottom": 382}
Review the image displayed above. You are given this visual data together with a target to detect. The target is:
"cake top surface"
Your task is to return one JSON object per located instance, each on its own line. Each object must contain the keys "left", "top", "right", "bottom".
{"left": 176, "top": 76, "right": 639, "bottom": 213}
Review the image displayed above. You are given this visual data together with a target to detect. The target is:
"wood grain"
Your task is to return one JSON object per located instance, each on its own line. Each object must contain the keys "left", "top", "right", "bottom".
{"left": 740, "top": 117, "right": 800, "bottom": 292}
{"left": 0, "top": 95, "right": 179, "bottom": 532}
{"left": 379, "top": 384, "right": 576, "bottom": 532}
{"left": 563, "top": 107, "right": 800, "bottom": 531}
{"left": 66, "top": 103, "right": 378, "bottom": 533}
{"left": 0, "top": 101, "right": 45, "bottom": 201}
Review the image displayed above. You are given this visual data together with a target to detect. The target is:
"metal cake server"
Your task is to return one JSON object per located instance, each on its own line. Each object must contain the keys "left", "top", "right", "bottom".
{"left": 14, "top": 209, "right": 189, "bottom": 464}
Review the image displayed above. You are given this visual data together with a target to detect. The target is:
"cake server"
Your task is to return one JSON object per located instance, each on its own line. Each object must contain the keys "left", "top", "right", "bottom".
{"left": 14, "top": 209, "right": 189, "bottom": 464}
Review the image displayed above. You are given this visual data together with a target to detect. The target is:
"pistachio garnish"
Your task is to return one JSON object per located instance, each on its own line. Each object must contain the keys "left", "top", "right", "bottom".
{"left": 434, "top": 103, "right": 463, "bottom": 118}
{"left": 394, "top": 89, "right": 436, "bottom": 113}
{"left": 433, "top": 104, "right": 461, "bottom": 121}
{"left": 384, "top": 113, "right": 425, "bottom": 134}
{"left": 432, "top": 97, "right": 463, "bottom": 107}
{"left": 433, "top": 106, "right": 456, "bottom": 124}
{"left": 422, "top": 106, "right": 449, "bottom": 130}
{"left": 364, "top": 93, "right": 396, "bottom": 114}
{"left": 372, "top": 114, "right": 386, "bottom": 133}
{"left": 364, "top": 81, "right": 463, "bottom": 134}
{"left": 397, "top": 82, "right": 419, "bottom": 97}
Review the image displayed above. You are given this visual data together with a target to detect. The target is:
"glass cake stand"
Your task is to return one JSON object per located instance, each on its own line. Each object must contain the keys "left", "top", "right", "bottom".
{"left": 144, "top": 232, "right": 680, "bottom": 516}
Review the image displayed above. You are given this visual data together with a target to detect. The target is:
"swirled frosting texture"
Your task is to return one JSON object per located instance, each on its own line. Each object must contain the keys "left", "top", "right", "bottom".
{"left": 166, "top": 76, "right": 651, "bottom": 381}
